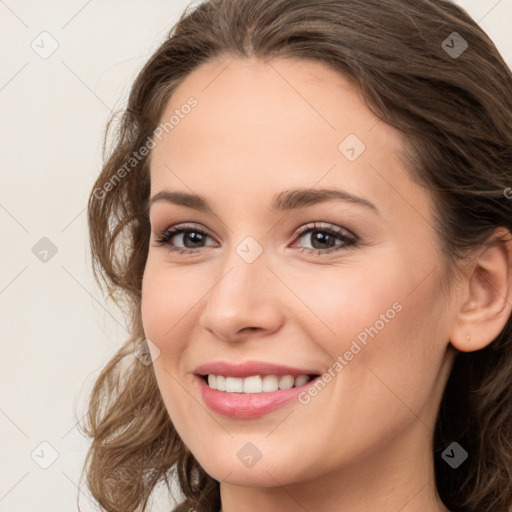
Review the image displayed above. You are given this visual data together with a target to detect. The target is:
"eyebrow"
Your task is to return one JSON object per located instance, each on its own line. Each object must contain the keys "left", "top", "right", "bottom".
{"left": 148, "top": 188, "right": 379, "bottom": 214}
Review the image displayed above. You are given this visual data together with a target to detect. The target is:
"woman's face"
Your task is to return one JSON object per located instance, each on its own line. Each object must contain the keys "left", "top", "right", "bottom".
{"left": 141, "top": 57, "right": 459, "bottom": 493}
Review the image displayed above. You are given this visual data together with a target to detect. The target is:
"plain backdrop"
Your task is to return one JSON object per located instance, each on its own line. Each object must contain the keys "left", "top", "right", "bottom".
{"left": 0, "top": 1, "right": 511, "bottom": 511}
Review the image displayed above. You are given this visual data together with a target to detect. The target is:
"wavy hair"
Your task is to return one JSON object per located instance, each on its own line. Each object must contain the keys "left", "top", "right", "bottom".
{"left": 80, "top": 1, "right": 512, "bottom": 511}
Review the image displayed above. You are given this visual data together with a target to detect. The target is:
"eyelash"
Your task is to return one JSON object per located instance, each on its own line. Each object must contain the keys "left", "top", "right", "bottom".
{"left": 154, "top": 222, "right": 357, "bottom": 256}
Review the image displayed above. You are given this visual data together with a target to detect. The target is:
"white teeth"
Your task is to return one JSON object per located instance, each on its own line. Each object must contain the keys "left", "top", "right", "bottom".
{"left": 243, "top": 375, "right": 262, "bottom": 393}
{"left": 294, "top": 375, "right": 310, "bottom": 387}
{"left": 225, "top": 377, "right": 243, "bottom": 393}
{"left": 262, "top": 375, "right": 279, "bottom": 392}
{"left": 278, "top": 375, "right": 294, "bottom": 390}
{"left": 216, "top": 375, "right": 226, "bottom": 391}
{"left": 205, "top": 374, "right": 312, "bottom": 393}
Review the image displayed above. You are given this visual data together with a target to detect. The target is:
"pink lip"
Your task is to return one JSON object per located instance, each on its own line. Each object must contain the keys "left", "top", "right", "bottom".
{"left": 195, "top": 374, "right": 320, "bottom": 419}
{"left": 193, "top": 360, "right": 319, "bottom": 378}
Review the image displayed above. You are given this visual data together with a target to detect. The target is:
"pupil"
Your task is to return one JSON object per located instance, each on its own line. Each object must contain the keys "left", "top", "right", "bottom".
{"left": 184, "top": 232, "right": 204, "bottom": 248}
{"left": 312, "top": 231, "right": 333, "bottom": 249}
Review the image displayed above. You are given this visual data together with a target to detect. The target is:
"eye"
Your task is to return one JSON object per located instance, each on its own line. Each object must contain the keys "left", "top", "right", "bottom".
{"left": 291, "top": 222, "right": 357, "bottom": 255}
{"left": 154, "top": 223, "right": 218, "bottom": 254}
{"left": 153, "top": 221, "right": 357, "bottom": 256}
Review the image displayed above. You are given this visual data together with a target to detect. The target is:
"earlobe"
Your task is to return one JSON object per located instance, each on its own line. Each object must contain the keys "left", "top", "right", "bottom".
{"left": 450, "top": 227, "right": 512, "bottom": 353}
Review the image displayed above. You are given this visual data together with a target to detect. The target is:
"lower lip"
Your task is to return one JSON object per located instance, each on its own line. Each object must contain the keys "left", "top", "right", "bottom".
{"left": 195, "top": 375, "right": 318, "bottom": 419}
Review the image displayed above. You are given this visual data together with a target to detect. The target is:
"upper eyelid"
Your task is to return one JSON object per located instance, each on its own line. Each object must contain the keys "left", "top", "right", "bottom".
{"left": 156, "top": 221, "right": 356, "bottom": 243}
{"left": 153, "top": 222, "right": 358, "bottom": 258}
{"left": 295, "top": 222, "right": 355, "bottom": 237}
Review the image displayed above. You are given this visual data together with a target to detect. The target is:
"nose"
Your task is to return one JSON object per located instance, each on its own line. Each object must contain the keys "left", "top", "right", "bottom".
{"left": 198, "top": 246, "right": 284, "bottom": 342}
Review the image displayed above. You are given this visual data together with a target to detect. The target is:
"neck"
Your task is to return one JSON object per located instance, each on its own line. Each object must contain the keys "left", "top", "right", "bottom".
{"left": 219, "top": 419, "right": 451, "bottom": 512}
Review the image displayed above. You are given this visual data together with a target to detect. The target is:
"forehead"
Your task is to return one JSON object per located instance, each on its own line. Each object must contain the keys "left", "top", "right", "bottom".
{"left": 152, "top": 56, "right": 399, "bottom": 157}
{"left": 149, "top": 56, "right": 429, "bottom": 224}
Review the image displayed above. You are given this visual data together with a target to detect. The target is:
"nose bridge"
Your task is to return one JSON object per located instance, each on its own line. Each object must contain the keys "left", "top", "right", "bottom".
{"left": 209, "top": 234, "right": 268, "bottom": 311}
{"left": 199, "top": 233, "right": 283, "bottom": 339}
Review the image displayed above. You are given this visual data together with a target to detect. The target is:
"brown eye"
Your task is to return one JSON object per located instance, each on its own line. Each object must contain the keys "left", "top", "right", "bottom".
{"left": 155, "top": 224, "right": 217, "bottom": 254}
{"left": 292, "top": 222, "right": 357, "bottom": 255}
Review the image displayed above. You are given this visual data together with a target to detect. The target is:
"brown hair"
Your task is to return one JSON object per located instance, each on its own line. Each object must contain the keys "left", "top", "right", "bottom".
{"left": 80, "top": 1, "right": 512, "bottom": 511}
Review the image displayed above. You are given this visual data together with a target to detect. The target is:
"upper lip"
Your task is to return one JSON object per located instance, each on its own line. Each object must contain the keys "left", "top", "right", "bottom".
{"left": 194, "top": 360, "right": 321, "bottom": 378}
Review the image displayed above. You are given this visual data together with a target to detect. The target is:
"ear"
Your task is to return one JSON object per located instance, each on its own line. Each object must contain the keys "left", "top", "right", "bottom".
{"left": 450, "top": 227, "right": 512, "bottom": 353}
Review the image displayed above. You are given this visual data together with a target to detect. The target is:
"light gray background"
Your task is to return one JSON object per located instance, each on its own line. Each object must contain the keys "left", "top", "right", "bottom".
{"left": 0, "top": 1, "right": 511, "bottom": 511}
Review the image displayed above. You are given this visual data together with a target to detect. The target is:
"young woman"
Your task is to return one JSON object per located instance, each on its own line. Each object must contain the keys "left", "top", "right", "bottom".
{"left": 82, "top": 1, "right": 512, "bottom": 511}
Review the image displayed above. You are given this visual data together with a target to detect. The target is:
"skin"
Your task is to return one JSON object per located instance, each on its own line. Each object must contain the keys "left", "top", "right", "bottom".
{"left": 141, "top": 56, "right": 512, "bottom": 512}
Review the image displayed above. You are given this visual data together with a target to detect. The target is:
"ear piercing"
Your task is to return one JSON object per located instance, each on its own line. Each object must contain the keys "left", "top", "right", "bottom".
{"left": 466, "top": 334, "right": 471, "bottom": 342}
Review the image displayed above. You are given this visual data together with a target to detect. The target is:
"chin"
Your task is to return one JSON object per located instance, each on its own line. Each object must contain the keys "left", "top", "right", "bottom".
{"left": 197, "top": 449, "right": 310, "bottom": 488}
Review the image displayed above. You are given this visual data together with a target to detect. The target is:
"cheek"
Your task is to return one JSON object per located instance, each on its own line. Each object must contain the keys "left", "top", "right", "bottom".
{"left": 141, "top": 271, "right": 170, "bottom": 344}
{"left": 141, "top": 262, "right": 200, "bottom": 349}
{"left": 312, "top": 255, "right": 445, "bottom": 384}
{"left": 140, "top": 264, "right": 202, "bottom": 431}
{"left": 299, "top": 268, "right": 446, "bottom": 464}
{"left": 303, "top": 263, "right": 406, "bottom": 352}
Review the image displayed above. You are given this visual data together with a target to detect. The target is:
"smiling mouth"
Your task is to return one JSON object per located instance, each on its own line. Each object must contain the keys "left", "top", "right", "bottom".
{"left": 200, "top": 373, "right": 320, "bottom": 393}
